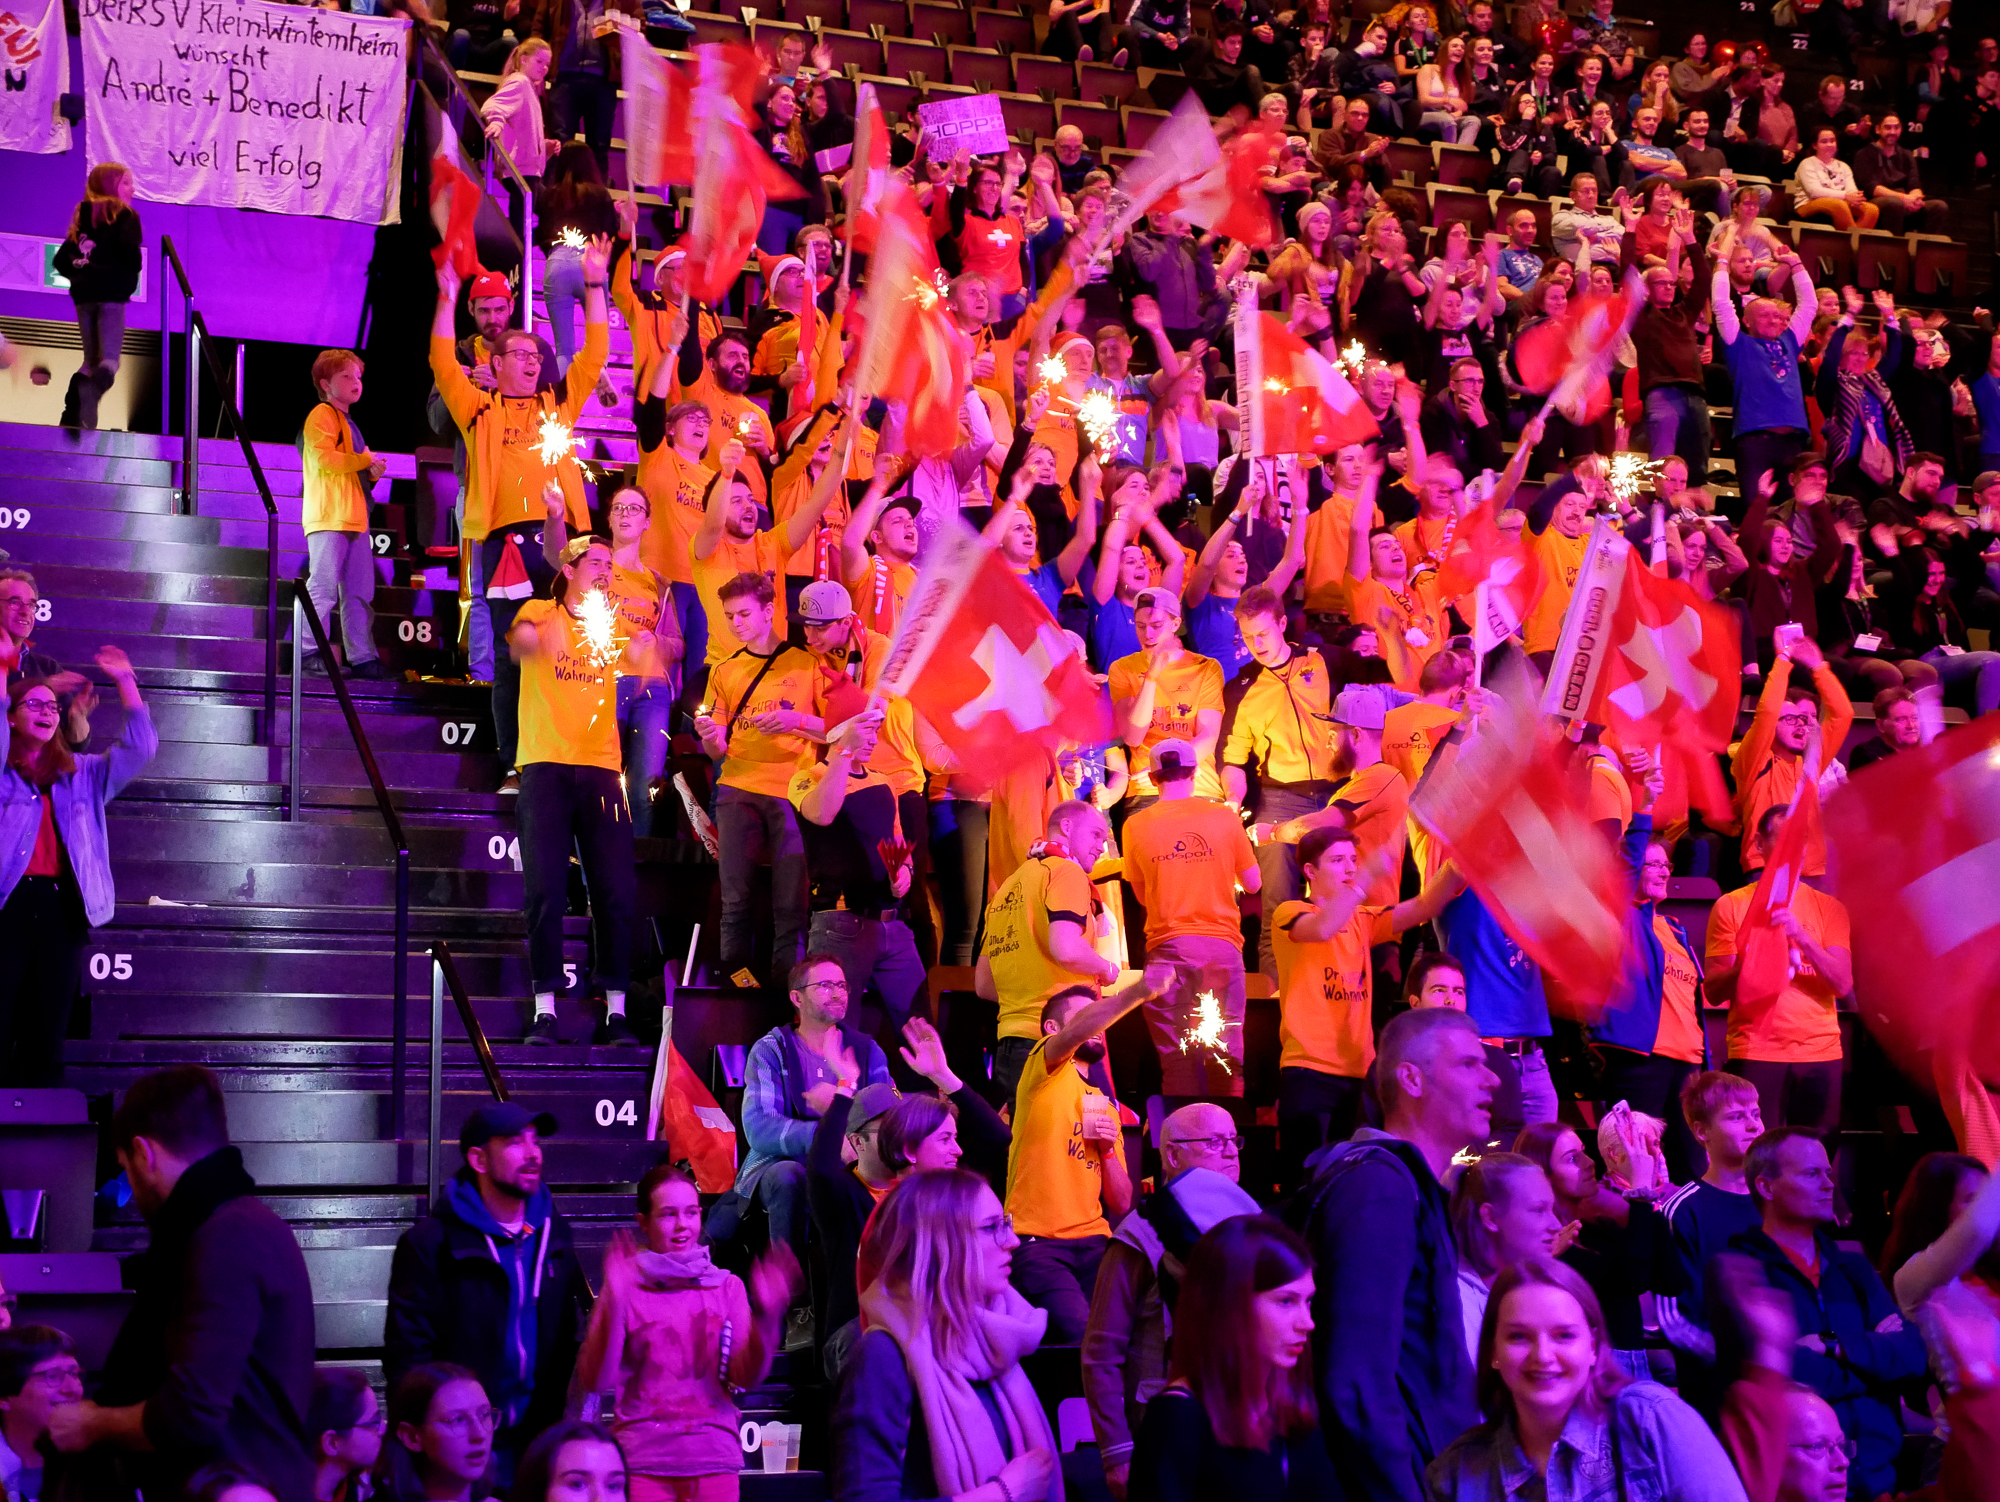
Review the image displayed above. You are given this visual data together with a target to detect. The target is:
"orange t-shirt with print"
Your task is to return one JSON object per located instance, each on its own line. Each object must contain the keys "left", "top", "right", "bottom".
{"left": 1652, "top": 912, "right": 1705, "bottom": 1064}
{"left": 1273, "top": 899, "right": 1395, "bottom": 1078}
{"left": 1707, "top": 883, "right": 1850, "bottom": 1064}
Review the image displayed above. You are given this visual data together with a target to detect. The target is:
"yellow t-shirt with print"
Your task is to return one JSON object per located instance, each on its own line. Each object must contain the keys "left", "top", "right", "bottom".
{"left": 690, "top": 529, "right": 788, "bottom": 667}
{"left": 607, "top": 563, "right": 667, "bottom": 679}
{"left": 636, "top": 444, "right": 716, "bottom": 586}
{"left": 1303, "top": 494, "right": 1359, "bottom": 614}
{"left": 1273, "top": 900, "right": 1395, "bottom": 1078}
{"left": 1106, "top": 649, "right": 1226, "bottom": 802}
{"left": 707, "top": 644, "right": 819, "bottom": 797}
{"left": 513, "top": 599, "right": 620, "bottom": 773}
{"left": 1005, "top": 1036, "right": 1126, "bottom": 1241}
{"left": 981, "top": 855, "right": 1101, "bottom": 1041}
{"left": 1525, "top": 525, "right": 1591, "bottom": 654}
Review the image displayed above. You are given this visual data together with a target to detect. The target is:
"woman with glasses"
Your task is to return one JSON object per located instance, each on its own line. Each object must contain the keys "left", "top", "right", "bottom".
{"left": 0, "top": 641, "right": 154, "bottom": 1087}
{"left": 1427, "top": 1257, "right": 1745, "bottom": 1502}
{"left": 376, "top": 1364, "right": 496, "bottom": 1502}
{"left": 0, "top": 1323, "right": 84, "bottom": 1498}
{"left": 831, "top": 1168, "right": 1058, "bottom": 1502}
{"left": 1126, "top": 1215, "right": 1332, "bottom": 1500}
{"left": 308, "top": 1367, "right": 386, "bottom": 1502}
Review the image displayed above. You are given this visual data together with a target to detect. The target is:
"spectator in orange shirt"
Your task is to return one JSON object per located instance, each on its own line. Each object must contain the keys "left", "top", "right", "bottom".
{"left": 1706, "top": 805, "right": 1855, "bottom": 1134}
{"left": 1730, "top": 636, "right": 1853, "bottom": 878}
{"left": 1120, "top": 740, "right": 1261, "bottom": 1103}
{"left": 1383, "top": 651, "right": 1468, "bottom": 883}
{"left": 840, "top": 477, "right": 920, "bottom": 640}
{"left": 1263, "top": 685, "right": 1412, "bottom": 923}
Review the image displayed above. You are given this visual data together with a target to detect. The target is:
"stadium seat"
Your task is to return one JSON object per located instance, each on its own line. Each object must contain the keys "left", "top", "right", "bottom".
{"left": 1434, "top": 141, "right": 1494, "bottom": 191}
{"left": 884, "top": 35, "right": 947, "bottom": 79}
{"left": 856, "top": 71, "right": 920, "bottom": 120}
{"left": 1790, "top": 222, "right": 1856, "bottom": 289}
{"left": 1012, "top": 53, "right": 1076, "bottom": 98}
{"left": 1383, "top": 138, "right": 1433, "bottom": 187}
{"left": 1492, "top": 192, "right": 1553, "bottom": 251}
{"left": 913, "top": 0, "right": 972, "bottom": 44}
{"left": 997, "top": 91, "right": 1059, "bottom": 140}
{"left": 849, "top": 0, "right": 911, "bottom": 35}
{"left": 1852, "top": 228, "right": 1909, "bottom": 297}
{"left": 687, "top": 10, "right": 751, "bottom": 46}
{"left": 783, "top": 0, "right": 845, "bottom": 26}
{"left": 816, "top": 25, "right": 885, "bottom": 71}
{"left": 1910, "top": 234, "right": 1968, "bottom": 297}
{"left": 1079, "top": 60, "right": 1141, "bottom": 106}
{"left": 1121, "top": 105, "right": 1171, "bottom": 151}
{"left": 948, "top": 43, "right": 1012, "bottom": 91}
{"left": 1055, "top": 98, "right": 1119, "bottom": 146}
{"left": 973, "top": 6, "right": 1037, "bottom": 51}
{"left": 1427, "top": 181, "right": 1492, "bottom": 238}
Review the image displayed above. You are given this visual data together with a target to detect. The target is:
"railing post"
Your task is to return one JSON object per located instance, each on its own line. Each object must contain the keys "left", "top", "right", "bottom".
{"left": 265, "top": 514, "right": 280, "bottom": 749}
{"left": 426, "top": 954, "right": 443, "bottom": 1207}
{"left": 519, "top": 193, "right": 534, "bottom": 327}
{"left": 289, "top": 593, "right": 304, "bottom": 821}
{"left": 183, "top": 308, "right": 198, "bottom": 514}
{"left": 394, "top": 850, "right": 411, "bottom": 1145}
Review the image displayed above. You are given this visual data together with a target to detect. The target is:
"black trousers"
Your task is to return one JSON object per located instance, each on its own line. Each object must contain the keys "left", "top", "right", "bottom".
{"left": 0, "top": 875, "right": 89, "bottom": 1086}
{"left": 1595, "top": 1048, "right": 1703, "bottom": 1184}
{"left": 1011, "top": 1234, "right": 1107, "bottom": 1344}
{"left": 928, "top": 798, "right": 989, "bottom": 967}
{"left": 551, "top": 68, "right": 617, "bottom": 170}
{"left": 1278, "top": 1066, "right": 1366, "bottom": 1194}
{"left": 518, "top": 762, "right": 635, "bottom": 996}
{"left": 1727, "top": 1057, "right": 1842, "bottom": 1136}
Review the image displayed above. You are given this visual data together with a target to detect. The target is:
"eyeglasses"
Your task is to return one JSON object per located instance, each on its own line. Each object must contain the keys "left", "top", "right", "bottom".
{"left": 26, "top": 1362, "right": 84, "bottom": 1387}
{"left": 1775, "top": 712, "right": 1815, "bottom": 728}
{"left": 19, "top": 699, "right": 60, "bottom": 718}
{"left": 800, "top": 979, "right": 849, "bottom": 994}
{"left": 609, "top": 501, "right": 649, "bottom": 517}
{"left": 974, "top": 1212, "right": 1016, "bottom": 1242}
{"left": 1789, "top": 1439, "right": 1856, "bottom": 1463}
{"left": 435, "top": 1406, "right": 499, "bottom": 1434}
{"left": 1171, "top": 1133, "right": 1245, "bottom": 1154}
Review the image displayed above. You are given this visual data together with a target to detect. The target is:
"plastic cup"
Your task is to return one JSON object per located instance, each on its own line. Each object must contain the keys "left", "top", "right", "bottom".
{"left": 786, "top": 1423, "right": 802, "bottom": 1472}
{"left": 761, "top": 1432, "right": 787, "bottom": 1473}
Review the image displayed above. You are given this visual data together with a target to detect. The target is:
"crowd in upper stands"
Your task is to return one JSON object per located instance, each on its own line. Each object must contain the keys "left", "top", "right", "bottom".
{"left": 10, "top": 0, "right": 2000, "bottom": 1498}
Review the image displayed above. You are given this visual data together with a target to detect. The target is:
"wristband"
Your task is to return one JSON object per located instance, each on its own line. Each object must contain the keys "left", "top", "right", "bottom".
{"left": 584, "top": 281, "right": 608, "bottom": 290}
{"left": 996, "top": 1478, "right": 1016, "bottom": 1502}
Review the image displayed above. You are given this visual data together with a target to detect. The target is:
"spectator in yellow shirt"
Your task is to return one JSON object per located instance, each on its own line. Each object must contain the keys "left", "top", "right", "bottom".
{"left": 300, "top": 349, "right": 388, "bottom": 680}
{"left": 841, "top": 476, "right": 920, "bottom": 640}
{"left": 1109, "top": 593, "right": 1226, "bottom": 809}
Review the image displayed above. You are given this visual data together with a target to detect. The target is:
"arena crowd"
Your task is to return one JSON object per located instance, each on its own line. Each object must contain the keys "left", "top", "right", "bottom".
{"left": 7, "top": 0, "right": 2000, "bottom": 1499}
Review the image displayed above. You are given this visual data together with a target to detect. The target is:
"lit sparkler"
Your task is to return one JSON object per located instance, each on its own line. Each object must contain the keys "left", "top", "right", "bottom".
{"left": 557, "top": 226, "right": 589, "bottom": 250}
{"left": 1262, "top": 377, "right": 1287, "bottom": 394}
{"left": 1338, "top": 340, "right": 1367, "bottom": 379}
{"left": 1075, "top": 389, "right": 1120, "bottom": 460}
{"left": 1037, "top": 354, "right": 1067, "bottom": 387}
{"left": 1176, "top": 990, "right": 1235, "bottom": 1076}
{"left": 1607, "top": 451, "right": 1661, "bottom": 505}
{"left": 574, "top": 588, "right": 622, "bottom": 668}
{"left": 537, "top": 414, "right": 574, "bottom": 466}
{"left": 737, "top": 413, "right": 757, "bottom": 437}
{"left": 902, "top": 271, "right": 949, "bottom": 311}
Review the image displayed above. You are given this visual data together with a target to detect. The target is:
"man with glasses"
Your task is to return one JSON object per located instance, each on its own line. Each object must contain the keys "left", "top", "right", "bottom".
{"left": 1729, "top": 1129, "right": 1926, "bottom": 1499}
{"left": 1082, "top": 1102, "right": 1259, "bottom": 1498}
{"left": 724, "top": 954, "right": 891, "bottom": 1346}
{"left": 0, "top": 1324, "right": 83, "bottom": 1501}
{"left": 1005, "top": 968, "right": 1169, "bottom": 1344}
{"left": 1, "top": 570, "right": 91, "bottom": 751}
{"left": 386, "top": 1099, "right": 590, "bottom": 1482}
{"left": 1729, "top": 636, "right": 1851, "bottom": 881}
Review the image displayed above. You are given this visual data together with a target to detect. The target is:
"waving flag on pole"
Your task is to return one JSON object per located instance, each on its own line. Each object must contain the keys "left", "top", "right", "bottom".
{"left": 875, "top": 519, "right": 1110, "bottom": 773}
{"left": 1233, "top": 295, "right": 1380, "bottom": 458}
{"left": 427, "top": 97, "right": 485, "bottom": 278}
{"left": 849, "top": 180, "right": 968, "bottom": 456}
{"left": 1104, "top": 96, "right": 1284, "bottom": 246}
{"left": 1439, "top": 490, "right": 1545, "bottom": 658}
{"left": 843, "top": 82, "right": 894, "bottom": 254}
{"left": 622, "top": 38, "right": 690, "bottom": 189}
{"left": 681, "top": 44, "right": 804, "bottom": 304}
{"left": 1513, "top": 276, "right": 1645, "bottom": 424}
{"left": 1734, "top": 778, "right": 1817, "bottom": 1014}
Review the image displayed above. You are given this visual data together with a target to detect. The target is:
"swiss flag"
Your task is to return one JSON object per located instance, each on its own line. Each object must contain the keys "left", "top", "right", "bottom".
{"left": 649, "top": 1038, "right": 739, "bottom": 1193}
{"left": 1512, "top": 280, "right": 1642, "bottom": 424}
{"left": 843, "top": 83, "right": 894, "bottom": 254}
{"left": 427, "top": 99, "right": 485, "bottom": 280}
{"left": 1241, "top": 311, "right": 1380, "bottom": 457}
{"left": 849, "top": 180, "right": 968, "bottom": 456}
{"left": 1825, "top": 717, "right": 2000, "bottom": 1153}
{"left": 680, "top": 45, "right": 805, "bottom": 305}
{"left": 1542, "top": 522, "right": 1740, "bottom": 753}
{"left": 1105, "top": 95, "right": 1284, "bottom": 247}
{"left": 1410, "top": 659, "right": 1630, "bottom": 1002}
{"left": 1734, "top": 779, "right": 1816, "bottom": 1013}
{"left": 874, "top": 519, "right": 1110, "bottom": 771}
{"left": 1438, "top": 494, "right": 1544, "bottom": 654}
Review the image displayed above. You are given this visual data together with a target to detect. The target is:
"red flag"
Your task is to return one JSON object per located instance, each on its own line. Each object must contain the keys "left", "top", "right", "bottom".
{"left": 428, "top": 102, "right": 484, "bottom": 279}
{"left": 1241, "top": 312, "right": 1381, "bottom": 457}
{"left": 874, "top": 519, "right": 1110, "bottom": 772}
{"left": 843, "top": 82, "right": 893, "bottom": 254}
{"left": 1410, "top": 660, "right": 1630, "bottom": 1001}
{"left": 1512, "top": 280, "right": 1642, "bottom": 424}
{"left": 1105, "top": 95, "right": 1284, "bottom": 247}
{"left": 622, "top": 37, "right": 691, "bottom": 189}
{"left": 1825, "top": 717, "right": 2000, "bottom": 1112}
{"left": 1541, "top": 522, "right": 1741, "bottom": 751}
{"left": 849, "top": 181, "right": 968, "bottom": 456}
{"left": 1734, "top": 779, "right": 1816, "bottom": 1012}
{"left": 681, "top": 45, "right": 805, "bottom": 305}
{"left": 1438, "top": 494, "right": 1545, "bottom": 654}
{"left": 654, "top": 1041, "right": 738, "bottom": 1193}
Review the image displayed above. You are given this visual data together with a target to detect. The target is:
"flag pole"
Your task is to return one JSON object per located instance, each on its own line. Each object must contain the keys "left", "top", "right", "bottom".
{"left": 1234, "top": 278, "right": 1261, "bottom": 537}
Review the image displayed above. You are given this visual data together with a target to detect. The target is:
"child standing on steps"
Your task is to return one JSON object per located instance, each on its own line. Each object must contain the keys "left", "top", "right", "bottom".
{"left": 301, "top": 350, "right": 391, "bottom": 680}
{"left": 574, "top": 1164, "right": 799, "bottom": 1502}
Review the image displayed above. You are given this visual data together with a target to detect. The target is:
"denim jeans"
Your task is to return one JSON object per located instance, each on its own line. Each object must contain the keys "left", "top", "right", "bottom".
{"left": 462, "top": 526, "right": 494, "bottom": 682}
{"left": 807, "top": 911, "right": 926, "bottom": 1029}
{"left": 304, "top": 529, "right": 379, "bottom": 667}
{"left": 1140, "top": 933, "right": 1247, "bottom": 1097}
{"left": 1419, "top": 110, "right": 1481, "bottom": 145}
{"left": 1251, "top": 784, "right": 1333, "bottom": 982}
{"left": 715, "top": 783, "right": 809, "bottom": 985}
{"left": 618, "top": 676, "right": 675, "bottom": 837}
{"left": 754, "top": 1157, "right": 809, "bottom": 1263}
{"left": 1642, "top": 386, "right": 1713, "bottom": 487}
{"left": 517, "top": 762, "right": 635, "bottom": 994}
{"left": 542, "top": 244, "right": 585, "bottom": 372}
{"left": 1923, "top": 647, "right": 2000, "bottom": 716}
{"left": 669, "top": 580, "right": 708, "bottom": 683}
{"left": 74, "top": 301, "right": 126, "bottom": 430}
{"left": 1514, "top": 1044, "right": 1558, "bottom": 1124}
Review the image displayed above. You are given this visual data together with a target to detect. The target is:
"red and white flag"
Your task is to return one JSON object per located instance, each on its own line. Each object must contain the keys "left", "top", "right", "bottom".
{"left": 1233, "top": 301, "right": 1380, "bottom": 458}
{"left": 1438, "top": 490, "right": 1544, "bottom": 655}
{"left": 1105, "top": 96, "right": 1283, "bottom": 247}
{"left": 1410, "top": 658, "right": 1630, "bottom": 1002}
{"left": 1734, "top": 778, "right": 1816, "bottom": 1014}
{"left": 428, "top": 100, "right": 485, "bottom": 279}
{"left": 648, "top": 1038, "right": 738, "bottom": 1193}
{"left": 622, "top": 37, "right": 691, "bottom": 189}
{"left": 843, "top": 83, "right": 894, "bottom": 254}
{"left": 681, "top": 44, "right": 804, "bottom": 305}
{"left": 1512, "top": 277, "right": 1643, "bottom": 424}
{"left": 1540, "top": 519, "right": 1741, "bottom": 750}
{"left": 875, "top": 519, "right": 1110, "bottom": 772}
{"left": 849, "top": 180, "right": 967, "bottom": 456}
{"left": 1825, "top": 717, "right": 2000, "bottom": 1158}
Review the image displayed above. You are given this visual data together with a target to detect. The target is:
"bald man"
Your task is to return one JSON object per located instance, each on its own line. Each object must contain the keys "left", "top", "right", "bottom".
{"left": 1082, "top": 1102, "right": 1258, "bottom": 1499}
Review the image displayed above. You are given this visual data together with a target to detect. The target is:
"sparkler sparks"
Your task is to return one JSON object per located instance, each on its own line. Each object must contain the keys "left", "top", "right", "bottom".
{"left": 1176, "top": 990, "right": 1235, "bottom": 1076}
{"left": 537, "top": 414, "right": 574, "bottom": 467}
{"left": 1075, "top": 389, "right": 1120, "bottom": 460}
{"left": 902, "top": 271, "right": 949, "bottom": 311}
{"left": 1262, "top": 377, "right": 1287, "bottom": 394}
{"left": 1338, "top": 340, "right": 1366, "bottom": 379}
{"left": 574, "top": 589, "right": 622, "bottom": 668}
{"left": 556, "top": 226, "right": 589, "bottom": 250}
{"left": 1037, "top": 354, "right": 1067, "bottom": 387}
{"left": 1607, "top": 451, "right": 1661, "bottom": 505}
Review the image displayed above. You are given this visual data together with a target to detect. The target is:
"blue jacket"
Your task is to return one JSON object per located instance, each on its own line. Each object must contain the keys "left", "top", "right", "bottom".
{"left": 0, "top": 697, "right": 156, "bottom": 925}
{"left": 1727, "top": 1226, "right": 1930, "bottom": 1499}
{"left": 1589, "top": 814, "right": 1707, "bottom": 1058}
{"left": 735, "top": 1021, "right": 890, "bottom": 1196}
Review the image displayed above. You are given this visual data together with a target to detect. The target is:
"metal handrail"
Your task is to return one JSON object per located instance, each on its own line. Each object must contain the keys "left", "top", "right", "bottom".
{"left": 159, "top": 236, "right": 280, "bottom": 737}
{"left": 289, "top": 587, "right": 413, "bottom": 1143}
{"left": 427, "top": 940, "right": 508, "bottom": 1206}
{"left": 415, "top": 39, "right": 537, "bottom": 317}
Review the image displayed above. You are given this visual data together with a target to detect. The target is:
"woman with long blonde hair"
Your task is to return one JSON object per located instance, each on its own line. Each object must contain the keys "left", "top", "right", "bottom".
{"left": 55, "top": 163, "right": 142, "bottom": 430}
{"left": 831, "top": 1169, "right": 1059, "bottom": 1501}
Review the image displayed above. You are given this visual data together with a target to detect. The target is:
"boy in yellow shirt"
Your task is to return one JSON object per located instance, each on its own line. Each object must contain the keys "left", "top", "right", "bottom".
{"left": 300, "top": 349, "right": 389, "bottom": 679}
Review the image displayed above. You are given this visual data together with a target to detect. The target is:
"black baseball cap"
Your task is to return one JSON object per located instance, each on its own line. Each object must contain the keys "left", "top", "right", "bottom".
{"left": 460, "top": 1101, "right": 559, "bottom": 1154}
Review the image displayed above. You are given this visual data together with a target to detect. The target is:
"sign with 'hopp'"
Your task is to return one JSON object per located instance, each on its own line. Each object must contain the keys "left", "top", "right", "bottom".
{"left": 79, "top": 0, "right": 409, "bottom": 224}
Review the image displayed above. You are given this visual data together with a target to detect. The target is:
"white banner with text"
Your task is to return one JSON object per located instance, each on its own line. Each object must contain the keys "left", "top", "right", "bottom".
{"left": 80, "top": 0, "right": 408, "bottom": 224}
{"left": 0, "top": 0, "right": 72, "bottom": 155}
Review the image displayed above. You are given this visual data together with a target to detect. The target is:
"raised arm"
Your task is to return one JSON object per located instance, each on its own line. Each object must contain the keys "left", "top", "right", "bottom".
{"left": 691, "top": 442, "right": 746, "bottom": 562}
{"left": 840, "top": 466, "right": 896, "bottom": 583}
